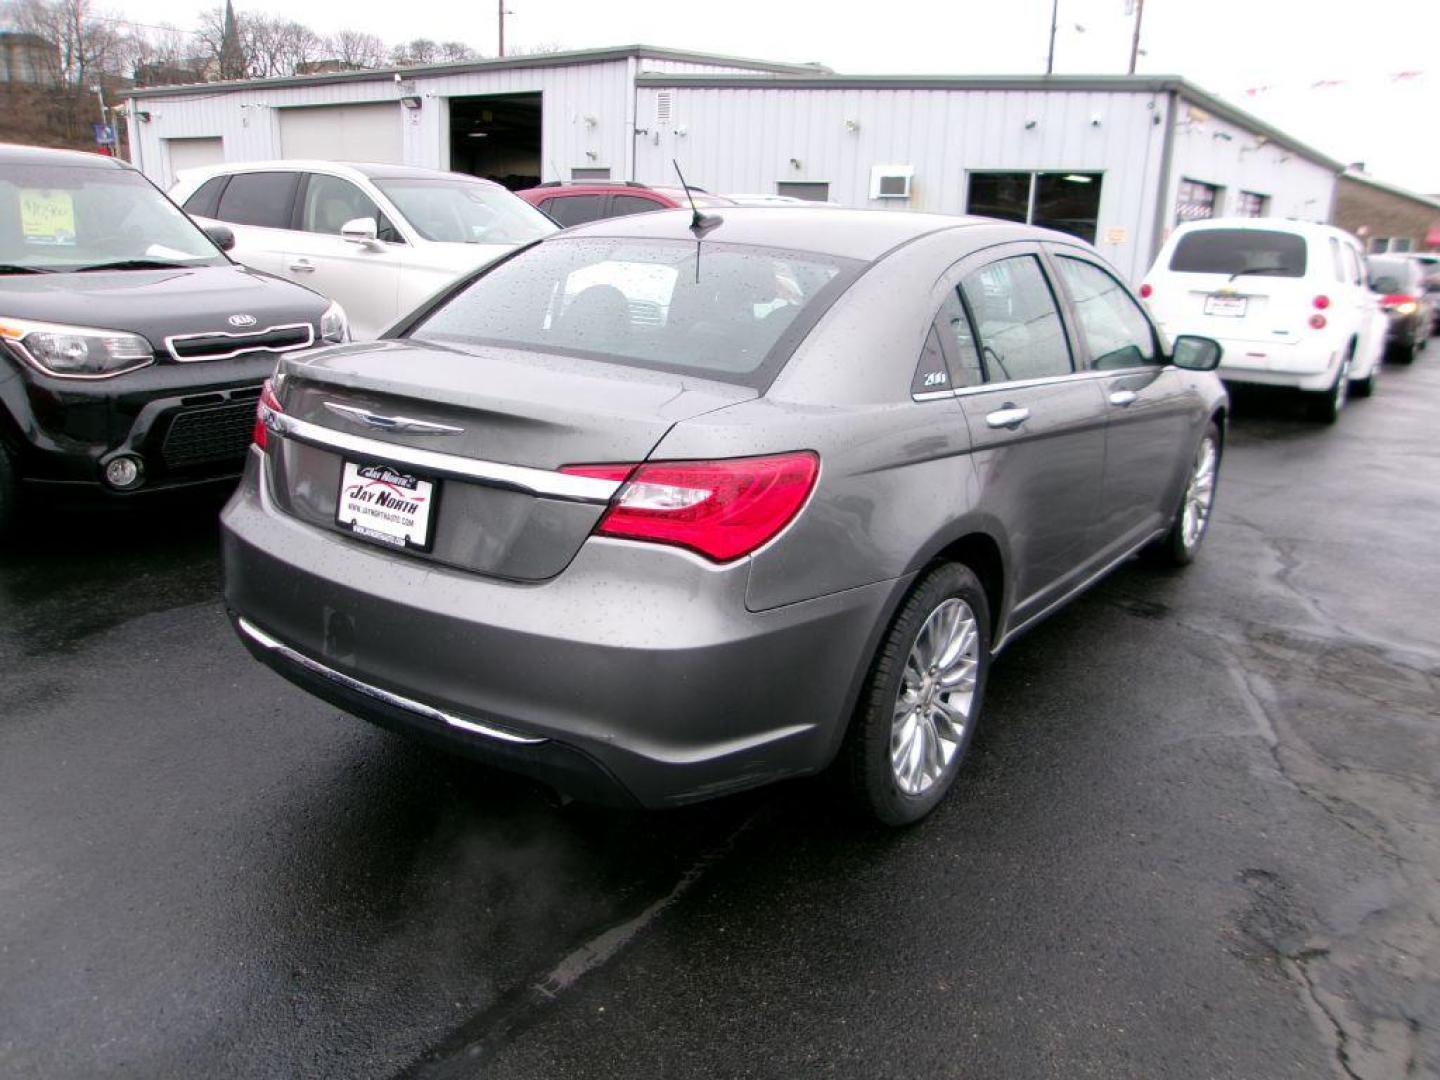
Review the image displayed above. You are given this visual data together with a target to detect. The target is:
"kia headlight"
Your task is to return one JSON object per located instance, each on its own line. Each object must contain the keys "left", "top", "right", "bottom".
{"left": 320, "top": 301, "right": 348, "bottom": 344}
{"left": 0, "top": 318, "right": 153, "bottom": 378}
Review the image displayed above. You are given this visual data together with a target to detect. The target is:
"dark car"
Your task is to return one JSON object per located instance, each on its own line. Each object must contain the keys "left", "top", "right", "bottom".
{"left": 0, "top": 144, "right": 345, "bottom": 536}
{"left": 222, "top": 207, "right": 1226, "bottom": 825}
{"left": 516, "top": 180, "right": 734, "bottom": 227}
{"left": 1368, "top": 255, "right": 1434, "bottom": 362}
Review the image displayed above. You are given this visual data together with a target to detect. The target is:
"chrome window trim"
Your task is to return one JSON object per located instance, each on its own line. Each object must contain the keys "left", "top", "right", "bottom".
{"left": 912, "top": 364, "right": 1166, "bottom": 403}
{"left": 236, "top": 617, "right": 546, "bottom": 746}
{"left": 165, "top": 322, "right": 315, "bottom": 363}
{"left": 267, "top": 411, "right": 623, "bottom": 504}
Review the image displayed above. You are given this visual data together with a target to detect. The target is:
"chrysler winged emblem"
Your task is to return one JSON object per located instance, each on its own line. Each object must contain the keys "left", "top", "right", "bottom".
{"left": 324, "top": 401, "right": 464, "bottom": 435}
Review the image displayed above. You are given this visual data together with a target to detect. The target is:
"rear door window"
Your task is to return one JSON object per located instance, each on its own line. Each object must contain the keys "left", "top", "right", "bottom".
{"left": 960, "top": 255, "right": 1073, "bottom": 383}
{"left": 214, "top": 171, "right": 300, "bottom": 230}
{"left": 545, "top": 195, "right": 608, "bottom": 227}
{"left": 610, "top": 194, "right": 665, "bottom": 217}
{"left": 1169, "top": 228, "right": 1307, "bottom": 277}
{"left": 409, "top": 237, "right": 860, "bottom": 388}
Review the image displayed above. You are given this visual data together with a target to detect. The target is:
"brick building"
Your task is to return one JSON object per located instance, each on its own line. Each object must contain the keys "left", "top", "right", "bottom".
{"left": 1332, "top": 168, "right": 1440, "bottom": 254}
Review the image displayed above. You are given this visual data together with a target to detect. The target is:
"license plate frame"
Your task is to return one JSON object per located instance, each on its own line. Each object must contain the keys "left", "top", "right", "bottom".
{"left": 335, "top": 460, "right": 438, "bottom": 552}
{"left": 1204, "top": 294, "right": 1248, "bottom": 318}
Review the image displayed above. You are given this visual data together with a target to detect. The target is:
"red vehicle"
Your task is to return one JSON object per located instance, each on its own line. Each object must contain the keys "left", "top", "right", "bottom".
{"left": 517, "top": 181, "right": 734, "bottom": 227}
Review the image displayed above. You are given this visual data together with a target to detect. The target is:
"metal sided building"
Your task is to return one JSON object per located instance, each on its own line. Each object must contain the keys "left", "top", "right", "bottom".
{"left": 125, "top": 46, "right": 1343, "bottom": 281}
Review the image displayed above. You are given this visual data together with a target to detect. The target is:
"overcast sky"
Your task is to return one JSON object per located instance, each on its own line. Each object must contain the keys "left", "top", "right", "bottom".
{"left": 119, "top": 0, "right": 1440, "bottom": 193}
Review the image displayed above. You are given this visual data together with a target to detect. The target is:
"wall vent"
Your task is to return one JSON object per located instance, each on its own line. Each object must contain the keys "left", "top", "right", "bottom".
{"left": 656, "top": 91, "right": 673, "bottom": 126}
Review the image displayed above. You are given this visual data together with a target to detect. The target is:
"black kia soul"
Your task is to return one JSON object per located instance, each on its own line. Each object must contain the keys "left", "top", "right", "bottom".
{"left": 0, "top": 143, "right": 344, "bottom": 536}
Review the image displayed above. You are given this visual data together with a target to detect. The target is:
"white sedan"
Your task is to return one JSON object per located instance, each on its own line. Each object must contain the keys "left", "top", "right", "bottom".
{"left": 170, "top": 161, "right": 556, "bottom": 339}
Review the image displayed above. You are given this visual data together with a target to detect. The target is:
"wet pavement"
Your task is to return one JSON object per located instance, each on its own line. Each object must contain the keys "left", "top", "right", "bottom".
{"left": 2, "top": 356, "right": 1438, "bottom": 1079}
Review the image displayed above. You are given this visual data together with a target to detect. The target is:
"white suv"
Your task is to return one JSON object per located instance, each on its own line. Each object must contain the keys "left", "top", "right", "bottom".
{"left": 171, "top": 162, "right": 556, "bottom": 339}
{"left": 1140, "top": 218, "right": 1386, "bottom": 422}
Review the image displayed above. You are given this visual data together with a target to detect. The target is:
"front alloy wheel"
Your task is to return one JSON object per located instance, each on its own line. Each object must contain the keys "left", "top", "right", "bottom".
{"left": 1145, "top": 421, "right": 1221, "bottom": 567}
{"left": 844, "top": 563, "right": 991, "bottom": 825}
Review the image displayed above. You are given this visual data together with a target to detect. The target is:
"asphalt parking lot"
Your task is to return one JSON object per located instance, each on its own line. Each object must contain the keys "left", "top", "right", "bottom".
{"left": 2, "top": 357, "right": 1438, "bottom": 1080}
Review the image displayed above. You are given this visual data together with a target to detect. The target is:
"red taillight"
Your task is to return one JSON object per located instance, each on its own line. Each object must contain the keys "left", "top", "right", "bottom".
{"left": 1138, "top": 283, "right": 1153, "bottom": 299}
{"left": 1381, "top": 293, "right": 1419, "bottom": 311}
{"left": 1313, "top": 294, "right": 1330, "bottom": 310}
{"left": 253, "top": 378, "right": 281, "bottom": 450}
{"left": 561, "top": 452, "right": 820, "bottom": 562}
{"left": 1309, "top": 313, "right": 1327, "bottom": 330}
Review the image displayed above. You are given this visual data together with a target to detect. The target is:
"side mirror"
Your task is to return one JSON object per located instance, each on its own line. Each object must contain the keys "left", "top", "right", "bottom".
{"left": 202, "top": 223, "right": 235, "bottom": 252}
{"left": 1172, "top": 334, "right": 1223, "bottom": 372}
{"left": 340, "top": 217, "right": 380, "bottom": 247}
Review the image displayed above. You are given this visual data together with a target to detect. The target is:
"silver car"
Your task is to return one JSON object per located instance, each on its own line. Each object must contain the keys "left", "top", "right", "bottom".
{"left": 222, "top": 208, "right": 1226, "bottom": 825}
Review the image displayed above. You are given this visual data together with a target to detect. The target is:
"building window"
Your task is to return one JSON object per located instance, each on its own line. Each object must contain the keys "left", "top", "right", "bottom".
{"left": 1235, "top": 191, "right": 1268, "bottom": 218}
{"left": 776, "top": 181, "right": 830, "bottom": 202}
{"left": 965, "top": 171, "right": 1102, "bottom": 244}
{"left": 1369, "top": 237, "right": 1416, "bottom": 254}
{"left": 571, "top": 167, "right": 611, "bottom": 181}
{"left": 1176, "top": 179, "right": 1220, "bottom": 222}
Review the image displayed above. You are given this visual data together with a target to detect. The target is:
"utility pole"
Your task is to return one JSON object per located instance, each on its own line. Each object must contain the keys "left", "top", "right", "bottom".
{"left": 1045, "top": 0, "right": 1058, "bottom": 74}
{"left": 498, "top": 0, "right": 506, "bottom": 57}
{"left": 1128, "top": 0, "right": 1145, "bottom": 75}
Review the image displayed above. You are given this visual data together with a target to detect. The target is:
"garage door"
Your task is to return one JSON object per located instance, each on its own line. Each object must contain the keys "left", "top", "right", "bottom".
{"left": 165, "top": 136, "right": 224, "bottom": 184}
{"left": 277, "top": 103, "right": 404, "bottom": 164}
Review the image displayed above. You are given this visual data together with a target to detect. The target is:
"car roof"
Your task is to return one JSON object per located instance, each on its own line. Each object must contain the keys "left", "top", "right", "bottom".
{"left": 181, "top": 159, "right": 504, "bottom": 186}
{"left": 0, "top": 143, "right": 132, "bottom": 169}
{"left": 555, "top": 206, "right": 993, "bottom": 262}
{"left": 1168, "top": 216, "right": 1356, "bottom": 242}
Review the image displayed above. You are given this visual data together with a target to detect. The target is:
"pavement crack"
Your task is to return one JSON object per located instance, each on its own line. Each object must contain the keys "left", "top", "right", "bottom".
{"left": 1292, "top": 956, "right": 1364, "bottom": 1080}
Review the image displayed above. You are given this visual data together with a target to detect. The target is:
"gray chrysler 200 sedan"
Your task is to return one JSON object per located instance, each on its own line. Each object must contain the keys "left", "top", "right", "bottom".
{"left": 222, "top": 207, "right": 1226, "bottom": 825}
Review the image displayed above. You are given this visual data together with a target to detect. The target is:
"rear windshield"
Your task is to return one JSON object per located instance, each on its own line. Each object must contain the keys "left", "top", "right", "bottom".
{"left": 407, "top": 237, "right": 860, "bottom": 387}
{"left": 1367, "top": 257, "right": 1420, "bottom": 293}
{"left": 1169, "top": 228, "right": 1307, "bottom": 278}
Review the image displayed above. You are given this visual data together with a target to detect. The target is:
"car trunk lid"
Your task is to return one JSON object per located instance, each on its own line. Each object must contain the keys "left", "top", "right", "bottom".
{"left": 264, "top": 338, "right": 757, "bottom": 580}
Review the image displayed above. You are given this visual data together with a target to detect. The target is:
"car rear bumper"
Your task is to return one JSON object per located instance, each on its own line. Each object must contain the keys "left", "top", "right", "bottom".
{"left": 221, "top": 452, "right": 903, "bottom": 808}
{"left": 1212, "top": 339, "right": 1342, "bottom": 391}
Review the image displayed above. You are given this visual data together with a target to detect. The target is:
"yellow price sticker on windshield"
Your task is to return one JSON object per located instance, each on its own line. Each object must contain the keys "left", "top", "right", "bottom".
{"left": 19, "top": 189, "right": 76, "bottom": 245}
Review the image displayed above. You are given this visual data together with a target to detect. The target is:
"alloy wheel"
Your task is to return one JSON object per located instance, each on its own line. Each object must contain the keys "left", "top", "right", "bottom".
{"left": 890, "top": 598, "right": 980, "bottom": 796}
{"left": 1181, "top": 435, "right": 1218, "bottom": 551}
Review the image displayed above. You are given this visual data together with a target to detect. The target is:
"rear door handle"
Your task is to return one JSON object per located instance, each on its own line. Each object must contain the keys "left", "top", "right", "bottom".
{"left": 1109, "top": 390, "right": 1138, "bottom": 407}
{"left": 985, "top": 406, "right": 1030, "bottom": 429}
{"left": 289, "top": 259, "right": 315, "bottom": 273}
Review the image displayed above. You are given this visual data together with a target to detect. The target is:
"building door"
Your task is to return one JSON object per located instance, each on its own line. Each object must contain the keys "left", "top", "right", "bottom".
{"left": 277, "top": 103, "right": 404, "bottom": 164}
{"left": 165, "top": 136, "right": 223, "bottom": 186}
{"left": 448, "top": 93, "right": 542, "bottom": 190}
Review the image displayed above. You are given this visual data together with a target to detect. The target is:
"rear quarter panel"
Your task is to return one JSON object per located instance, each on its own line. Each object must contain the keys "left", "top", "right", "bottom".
{"left": 651, "top": 226, "right": 1024, "bottom": 614}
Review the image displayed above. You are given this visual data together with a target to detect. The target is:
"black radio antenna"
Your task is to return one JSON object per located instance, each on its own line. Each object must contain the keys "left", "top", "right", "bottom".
{"left": 672, "top": 158, "right": 723, "bottom": 238}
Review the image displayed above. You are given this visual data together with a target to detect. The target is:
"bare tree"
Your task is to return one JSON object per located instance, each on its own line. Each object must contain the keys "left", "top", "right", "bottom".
{"left": 10, "top": 0, "right": 139, "bottom": 87}
{"left": 388, "top": 37, "right": 438, "bottom": 66}
{"left": 196, "top": 5, "right": 320, "bottom": 79}
{"left": 436, "top": 40, "right": 478, "bottom": 62}
{"left": 503, "top": 41, "right": 561, "bottom": 56}
{"left": 326, "top": 28, "right": 385, "bottom": 69}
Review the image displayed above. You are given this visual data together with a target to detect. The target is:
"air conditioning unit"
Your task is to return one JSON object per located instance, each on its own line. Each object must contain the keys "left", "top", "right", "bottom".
{"left": 870, "top": 164, "right": 914, "bottom": 199}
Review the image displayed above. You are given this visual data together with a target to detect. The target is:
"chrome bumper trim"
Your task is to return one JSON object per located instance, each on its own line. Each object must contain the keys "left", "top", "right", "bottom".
{"left": 236, "top": 616, "right": 547, "bottom": 746}
{"left": 267, "top": 412, "right": 621, "bottom": 504}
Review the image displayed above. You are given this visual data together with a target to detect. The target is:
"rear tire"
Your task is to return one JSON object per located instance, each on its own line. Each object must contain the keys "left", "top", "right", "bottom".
{"left": 1305, "top": 358, "right": 1349, "bottom": 424}
{"left": 1350, "top": 366, "right": 1376, "bottom": 398}
{"left": 1391, "top": 338, "right": 1416, "bottom": 365}
{"left": 842, "top": 563, "right": 991, "bottom": 827}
